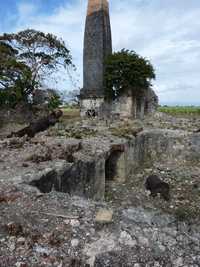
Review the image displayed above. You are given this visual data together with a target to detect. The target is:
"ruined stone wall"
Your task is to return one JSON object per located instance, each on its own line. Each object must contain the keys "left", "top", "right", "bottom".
{"left": 144, "top": 88, "right": 159, "bottom": 114}
{"left": 107, "top": 96, "right": 136, "bottom": 120}
{"left": 80, "top": 98, "right": 104, "bottom": 117}
{"left": 102, "top": 87, "right": 158, "bottom": 120}
{"left": 18, "top": 129, "right": 199, "bottom": 201}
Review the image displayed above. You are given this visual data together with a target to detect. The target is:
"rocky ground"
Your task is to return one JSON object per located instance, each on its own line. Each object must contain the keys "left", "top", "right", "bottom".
{"left": 0, "top": 112, "right": 200, "bottom": 266}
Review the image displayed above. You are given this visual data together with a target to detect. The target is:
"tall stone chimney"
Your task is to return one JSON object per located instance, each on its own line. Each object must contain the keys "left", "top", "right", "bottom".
{"left": 80, "top": 0, "right": 112, "bottom": 117}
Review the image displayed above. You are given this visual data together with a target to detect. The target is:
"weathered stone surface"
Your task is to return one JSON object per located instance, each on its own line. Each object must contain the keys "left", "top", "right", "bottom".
{"left": 82, "top": 0, "right": 112, "bottom": 98}
{"left": 80, "top": 0, "right": 112, "bottom": 117}
{"left": 119, "top": 231, "right": 137, "bottom": 247}
{"left": 103, "top": 88, "right": 158, "bottom": 120}
{"left": 80, "top": 0, "right": 158, "bottom": 120}
{"left": 7, "top": 110, "right": 63, "bottom": 138}
{"left": 80, "top": 98, "right": 105, "bottom": 118}
{"left": 144, "top": 88, "right": 159, "bottom": 114}
{"left": 94, "top": 247, "right": 172, "bottom": 266}
{"left": 1, "top": 124, "right": 200, "bottom": 201}
{"left": 105, "top": 95, "right": 136, "bottom": 120}
{"left": 95, "top": 208, "right": 113, "bottom": 224}
{"left": 0, "top": 112, "right": 200, "bottom": 266}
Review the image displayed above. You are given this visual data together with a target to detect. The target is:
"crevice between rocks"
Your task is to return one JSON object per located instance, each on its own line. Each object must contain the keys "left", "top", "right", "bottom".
{"left": 27, "top": 130, "right": 200, "bottom": 199}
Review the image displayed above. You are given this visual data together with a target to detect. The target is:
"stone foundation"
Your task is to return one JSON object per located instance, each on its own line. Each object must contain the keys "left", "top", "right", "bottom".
{"left": 106, "top": 96, "right": 136, "bottom": 120}
{"left": 80, "top": 88, "right": 158, "bottom": 120}
{"left": 105, "top": 150, "right": 126, "bottom": 183}
{"left": 80, "top": 98, "right": 104, "bottom": 118}
{"left": 4, "top": 129, "right": 196, "bottom": 200}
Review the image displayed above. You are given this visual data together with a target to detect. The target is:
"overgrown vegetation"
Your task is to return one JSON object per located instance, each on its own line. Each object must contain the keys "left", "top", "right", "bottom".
{"left": 48, "top": 125, "right": 97, "bottom": 139}
{"left": 174, "top": 206, "right": 199, "bottom": 221}
{"left": 47, "top": 91, "right": 62, "bottom": 110}
{"left": 0, "top": 29, "right": 74, "bottom": 108}
{"left": 0, "top": 42, "right": 34, "bottom": 107}
{"left": 158, "top": 106, "right": 200, "bottom": 115}
{"left": 61, "top": 107, "right": 80, "bottom": 120}
{"left": 104, "top": 49, "right": 155, "bottom": 100}
{"left": 110, "top": 125, "right": 143, "bottom": 138}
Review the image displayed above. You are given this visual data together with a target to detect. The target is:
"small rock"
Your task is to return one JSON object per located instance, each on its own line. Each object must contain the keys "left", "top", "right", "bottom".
{"left": 173, "top": 257, "right": 183, "bottom": 267}
{"left": 144, "top": 168, "right": 152, "bottom": 173}
{"left": 154, "top": 262, "right": 161, "bottom": 267}
{"left": 17, "top": 237, "right": 26, "bottom": 245}
{"left": 22, "top": 163, "right": 29, "bottom": 168}
{"left": 158, "top": 244, "right": 166, "bottom": 252}
{"left": 9, "top": 242, "right": 16, "bottom": 252}
{"left": 70, "top": 219, "right": 80, "bottom": 227}
{"left": 119, "top": 231, "right": 136, "bottom": 247}
{"left": 15, "top": 262, "right": 27, "bottom": 267}
{"left": 95, "top": 209, "right": 113, "bottom": 224}
{"left": 34, "top": 245, "right": 51, "bottom": 255}
{"left": 71, "top": 239, "right": 79, "bottom": 247}
{"left": 138, "top": 236, "right": 149, "bottom": 247}
{"left": 35, "top": 192, "right": 44, "bottom": 198}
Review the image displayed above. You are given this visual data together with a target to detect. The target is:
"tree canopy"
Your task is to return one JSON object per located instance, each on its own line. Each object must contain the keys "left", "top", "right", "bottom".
{"left": 0, "top": 29, "right": 74, "bottom": 107}
{"left": 0, "top": 42, "right": 34, "bottom": 107}
{"left": 104, "top": 49, "right": 156, "bottom": 100}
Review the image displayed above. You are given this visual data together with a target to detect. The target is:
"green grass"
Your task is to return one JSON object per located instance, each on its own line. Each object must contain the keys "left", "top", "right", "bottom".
{"left": 158, "top": 106, "right": 200, "bottom": 116}
{"left": 60, "top": 107, "right": 80, "bottom": 120}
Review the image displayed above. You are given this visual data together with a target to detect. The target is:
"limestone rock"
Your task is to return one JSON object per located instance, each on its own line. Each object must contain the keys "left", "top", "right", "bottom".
{"left": 71, "top": 239, "right": 79, "bottom": 247}
{"left": 95, "top": 209, "right": 113, "bottom": 224}
{"left": 119, "top": 231, "right": 137, "bottom": 247}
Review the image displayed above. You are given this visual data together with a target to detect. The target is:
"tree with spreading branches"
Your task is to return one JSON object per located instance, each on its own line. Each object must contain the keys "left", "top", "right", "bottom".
{"left": 0, "top": 29, "right": 74, "bottom": 107}
{"left": 0, "top": 42, "right": 34, "bottom": 107}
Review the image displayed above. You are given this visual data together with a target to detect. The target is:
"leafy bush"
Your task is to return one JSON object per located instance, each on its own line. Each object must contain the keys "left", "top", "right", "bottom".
{"left": 48, "top": 93, "right": 62, "bottom": 110}
{"left": 104, "top": 49, "right": 155, "bottom": 100}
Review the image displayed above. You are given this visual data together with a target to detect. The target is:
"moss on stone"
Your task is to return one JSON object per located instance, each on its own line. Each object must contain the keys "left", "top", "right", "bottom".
{"left": 110, "top": 125, "right": 143, "bottom": 138}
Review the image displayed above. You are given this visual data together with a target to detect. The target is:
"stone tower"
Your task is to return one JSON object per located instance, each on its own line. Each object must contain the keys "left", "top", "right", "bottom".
{"left": 80, "top": 0, "right": 112, "bottom": 117}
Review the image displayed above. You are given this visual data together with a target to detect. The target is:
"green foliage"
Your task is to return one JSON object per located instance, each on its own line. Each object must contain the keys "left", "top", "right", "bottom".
{"left": 47, "top": 91, "right": 62, "bottom": 110}
{"left": 0, "top": 42, "right": 36, "bottom": 107}
{"left": 104, "top": 49, "right": 155, "bottom": 100}
{"left": 110, "top": 123, "right": 143, "bottom": 138}
{"left": 174, "top": 206, "right": 198, "bottom": 221}
{"left": 0, "top": 29, "right": 73, "bottom": 108}
{"left": 158, "top": 106, "right": 200, "bottom": 116}
{"left": 0, "top": 29, "right": 73, "bottom": 78}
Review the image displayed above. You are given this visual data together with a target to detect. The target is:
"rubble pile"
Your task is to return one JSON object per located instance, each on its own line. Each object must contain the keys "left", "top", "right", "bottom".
{"left": 0, "top": 112, "right": 200, "bottom": 266}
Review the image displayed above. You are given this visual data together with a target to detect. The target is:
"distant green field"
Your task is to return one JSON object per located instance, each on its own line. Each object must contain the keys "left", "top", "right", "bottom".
{"left": 158, "top": 106, "right": 200, "bottom": 115}
{"left": 61, "top": 107, "right": 80, "bottom": 119}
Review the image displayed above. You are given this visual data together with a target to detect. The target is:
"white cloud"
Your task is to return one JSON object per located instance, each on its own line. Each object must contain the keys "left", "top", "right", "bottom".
{"left": 18, "top": 2, "right": 37, "bottom": 16}
{"left": 109, "top": 0, "right": 200, "bottom": 105}
{"left": 2, "top": 0, "right": 200, "bottom": 105}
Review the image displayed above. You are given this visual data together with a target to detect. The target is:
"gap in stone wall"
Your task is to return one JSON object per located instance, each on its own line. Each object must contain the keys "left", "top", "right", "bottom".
{"left": 29, "top": 170, "right": 57, "bottom": 193}
{"left": 105, "top": 151, "right": 125, "bottom": 181}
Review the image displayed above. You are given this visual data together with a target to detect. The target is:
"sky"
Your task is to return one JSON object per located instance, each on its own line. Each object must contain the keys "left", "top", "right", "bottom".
{"left": 0, "top": 0, "right": 200, "bottom": 105}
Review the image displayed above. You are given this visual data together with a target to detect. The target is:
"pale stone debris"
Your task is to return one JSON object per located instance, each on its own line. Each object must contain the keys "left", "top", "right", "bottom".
{"left": 95, "top": 208, "right": 113, "bottom": 223}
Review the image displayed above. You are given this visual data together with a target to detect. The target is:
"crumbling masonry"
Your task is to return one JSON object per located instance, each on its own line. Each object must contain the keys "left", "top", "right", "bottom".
{"left": 80, "top": 0, "right": 158, "bottom": 119}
